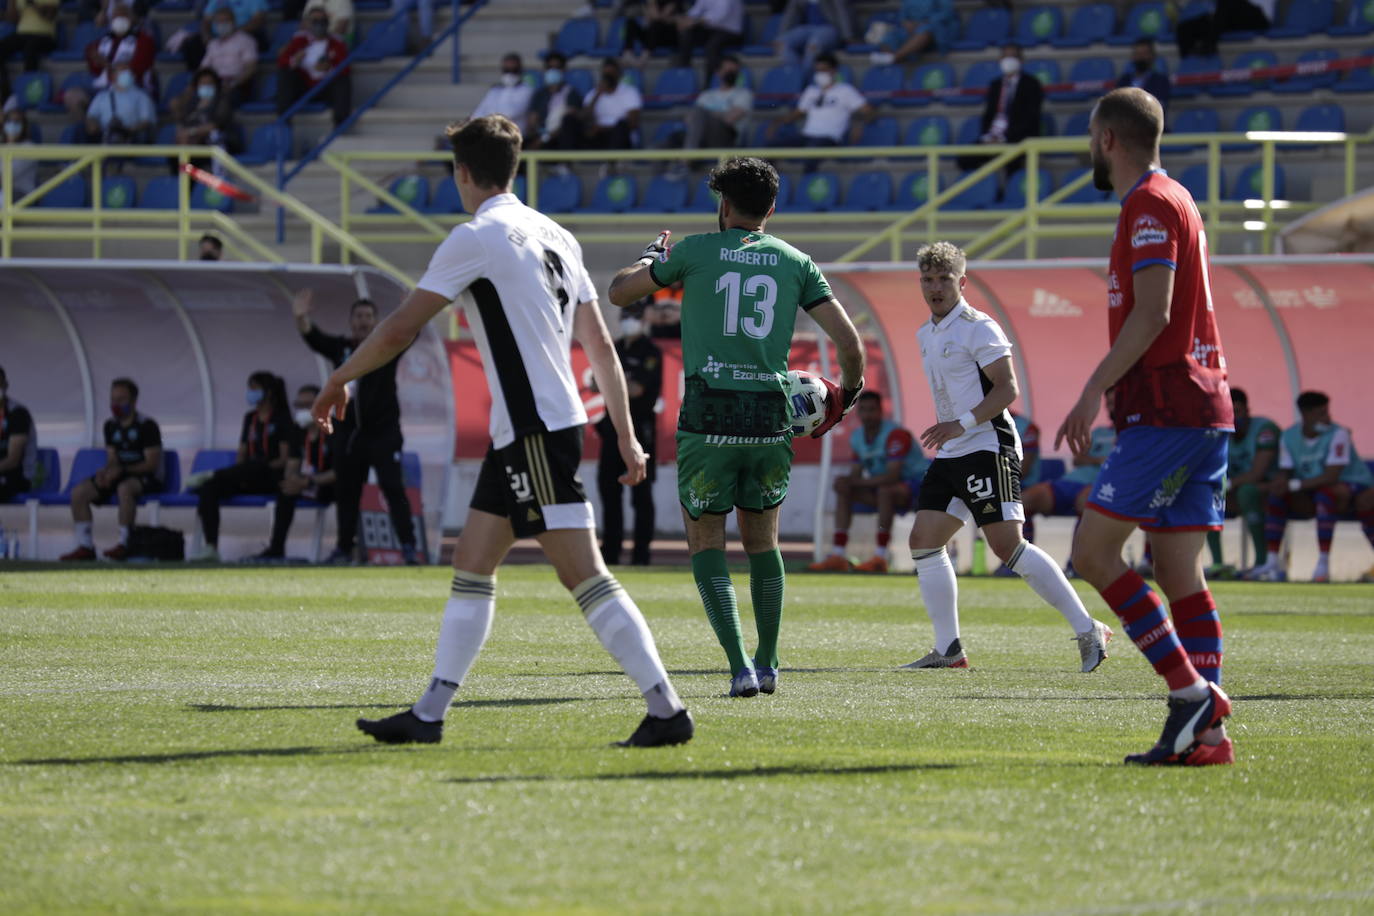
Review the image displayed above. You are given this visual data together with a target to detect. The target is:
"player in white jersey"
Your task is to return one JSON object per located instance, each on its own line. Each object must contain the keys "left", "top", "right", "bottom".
{"left": 902, "top": 242, "right": 1113, "bottom": 672}
{"left": 312, "top": 115, "right": 692, "bottom": 748}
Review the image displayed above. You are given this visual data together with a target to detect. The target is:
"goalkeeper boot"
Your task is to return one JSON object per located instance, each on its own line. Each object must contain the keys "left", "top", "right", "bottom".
{"left": 729, "top": 666, "right": 759, "bottom": 698}
{"left": 753, "top": 658, "right": 778, "bottom": 695}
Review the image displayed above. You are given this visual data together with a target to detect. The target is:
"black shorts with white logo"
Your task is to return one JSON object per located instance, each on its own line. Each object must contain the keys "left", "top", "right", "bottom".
{"left": 917, "top": 448, "right": 1025, "bottom": 528}
{"left": 470, "top": 426, "right": 593, "bottom": 538}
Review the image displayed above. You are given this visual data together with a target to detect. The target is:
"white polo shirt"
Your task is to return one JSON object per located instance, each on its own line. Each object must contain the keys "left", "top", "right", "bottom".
{"left": 798, "top": 81, "right": 866, "bottom": 142}
{"left": 916, "top": 298, "right": 1022, "bottom": 459}
{"left": 586, "top": 82, "right": 642, "bottom": 128}
{"left": 417, "top": 193, "right": 596, "bottom": 448}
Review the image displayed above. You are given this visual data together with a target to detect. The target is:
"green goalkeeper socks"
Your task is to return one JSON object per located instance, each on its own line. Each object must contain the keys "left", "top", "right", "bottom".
{"left": 1206, "top": 529, "right": 1224, "bottom": 566}
{"left": 692, "top": 549, "right": 750, "bottom": 673}
{"left": 749, "top": 548, "right": 785, "bottom": 669}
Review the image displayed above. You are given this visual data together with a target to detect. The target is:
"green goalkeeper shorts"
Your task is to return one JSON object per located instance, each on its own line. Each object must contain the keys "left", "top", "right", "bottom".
{"left": 676, "top": 430, "right": 795, "bottom": 519}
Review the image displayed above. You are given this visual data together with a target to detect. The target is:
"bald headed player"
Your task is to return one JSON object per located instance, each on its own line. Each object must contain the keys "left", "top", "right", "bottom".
{"left": 1056, "top": 87, "right": 1235, "bottom": 766}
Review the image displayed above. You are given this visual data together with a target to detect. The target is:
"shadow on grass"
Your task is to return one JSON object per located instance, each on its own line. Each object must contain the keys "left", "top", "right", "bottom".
{"left": 954, "top": 693, "right": 1373, "bottom": 702}
{"left": 187, "top": 697, "right": 588, "bottom": 713}
{"left": 444, "top": 762, "right": 958, "bottom": 784}
{"left": 516, "top": 668, "right": 883, "bottom": 678}
{"left": 13, "top": 745, "right": 384, "bottom": 766}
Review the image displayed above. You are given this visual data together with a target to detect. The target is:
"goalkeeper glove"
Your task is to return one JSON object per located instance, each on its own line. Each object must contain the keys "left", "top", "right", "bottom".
{"left": 811, "top": 377, "right": 864, "bottom": 439}
{"left": 636, "top": 230, "right": 672, "bottom": 267}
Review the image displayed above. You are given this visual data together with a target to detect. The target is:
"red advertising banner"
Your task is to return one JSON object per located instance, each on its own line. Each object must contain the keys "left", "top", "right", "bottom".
{"left": 360, "top": 483, "right": 427, "bottom": 565}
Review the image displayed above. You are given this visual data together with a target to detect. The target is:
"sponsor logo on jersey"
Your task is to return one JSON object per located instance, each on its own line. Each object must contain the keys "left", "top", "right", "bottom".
{"left": 703, "top": 433, "right": 789, "bottom": 446}
{"left": 700, "top": 354, "right": 772, "bottom": 382}
{"left": 1130, "top": 214, "right": 1168, "bottom": 249}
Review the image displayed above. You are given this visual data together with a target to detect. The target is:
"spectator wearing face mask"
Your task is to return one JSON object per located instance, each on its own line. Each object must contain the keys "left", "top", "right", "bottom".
{"left": 770, "top": 52, "right": 872, "bottom": 150}
{"left": 254, "top": 384, "right": 337, "bottom": 562}
{"left": 199, "top": 234, "right": 224, "bottom": 260}
{"left": 678, "top": 54, "right": 752, "bottom": 151}
{"left": 84, "top": 4, "right": 157, "bottom": 96}
{"left": 956, "top": 43, "right": 1042, "bottom": 174}
{"left": 525, "top": 50, "right": 584, "bottom": 151}
{"left": 189, "top": 371, "right": 296, "bottom": 563}
{"left": 595, "top": 309, "right": 662, "bottom": 567}
{"left": 1, "top": 110, "right": 37, "bottom": 200}
{"left": 1115, "top": 38, "right": 1170, "bottom": 118}
{"left": 85, "top": 60, "right": 156, "bottom": 144}
{"left": 299, "top": 0, "right": 352, "bottom": 41}
{"left": 199, "top": 6, "right": 258, "bottom": 105}
{"left": 276, "top": 9, "right": 351, "bottom": 127}
{"left": 172, "top": 70, "right": 239, "bottom": 166}
{"left": 583, "top": 57, "right": 642, "bottom": 150}
{"left": 472, "top": 53, "right": 533, "bottom": 122}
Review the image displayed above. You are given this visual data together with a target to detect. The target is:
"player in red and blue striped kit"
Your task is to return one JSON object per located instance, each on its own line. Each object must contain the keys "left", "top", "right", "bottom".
{"left": 1056, "top": 88, "right": 1235, "bottom": 766}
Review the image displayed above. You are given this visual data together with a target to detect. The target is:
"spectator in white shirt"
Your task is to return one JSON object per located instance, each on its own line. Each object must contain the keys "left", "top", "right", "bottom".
{"left": 472, "top": 53, "right": 534, "bottom": 123}
{"left": 582, "top": 57, "right": 642, "bottom": 150}
{"left": 769, "top": 52, "right": 871, "bottom": 154}
{"left": 525, "top": 50, "right": 584, "bottom": 151}
{"left": 681, "top": 54, "right": 752, "bottom": 149}
{"left": 85, "top": 59, "right": 156, "bottom": 144}
{"left": 673, "top": 0, "right": 743, "bottom": 84}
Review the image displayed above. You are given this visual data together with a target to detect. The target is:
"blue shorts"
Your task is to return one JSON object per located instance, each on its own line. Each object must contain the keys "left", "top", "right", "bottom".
{"left": 1085, "top": 427, "right": 1229, "bottom": 531}
{"left": 1051, "top": 477, "right": 1090, "bottom": 515}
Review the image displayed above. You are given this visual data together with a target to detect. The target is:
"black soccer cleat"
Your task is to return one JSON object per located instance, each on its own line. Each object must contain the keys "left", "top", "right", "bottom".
{"left": 617, "top": 708, "right": 694, "bottom": 748}
{"left": 356, "top": 709, "right": 443, "bottom": 745}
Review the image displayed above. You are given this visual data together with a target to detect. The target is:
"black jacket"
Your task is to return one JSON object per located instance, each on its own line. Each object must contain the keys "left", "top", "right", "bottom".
{"left": 978, "top": 72, "right": 1043, "bottom": 143}
{"left": 302, "top": 325, "right": 405, "bottom": 436}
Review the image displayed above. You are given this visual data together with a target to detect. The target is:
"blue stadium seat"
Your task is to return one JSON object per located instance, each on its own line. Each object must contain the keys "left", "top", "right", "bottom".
{"left": 947, "top": 172, "right": 998, "bottom": 210}
{"left": 1211, "top": 50, "right": 1276, "bottom": 97}
{"left": 901, "top": 62, "right": 956, "bottom": 106}
{"left": 755, "top": 64, "right": 804, "bottom": 109}
{"left": 513, "top": 174, "right": 527, "bottom": 204}
{"left": 39, "top": 449, "right": 107, "bottom": 507}
{"left": 355, "top": 17, "right": 408, "bottom": 60}
{"left": 1333, "top": 49, "right": 1374, "bottom": 92}
{"left": 564, "top": 67, "right": 595, "bottom": 97}
{"left": 240, "top": 71, "right": 278, "bottom": 113}
{"left": 950, "top": 6, "right": 1011, "bottom": 50}
{"left": 953, "top": 59, "right": 1000, "bottom": 106}
{"left": 994, "top": 168, "right": 1054, "bottom": 209}
{"left": 1225, "top": 105, "right": 1280, "bottom": 151}
{"left": 859, "top": 64, "right": 903, "bottom": 104}
{"left": 589, "top": 15, "right": 627, "bottom": 56}
{"left": 237, "top": 124, "right": 293, "bottom": 165}
{"left": 159, "top": 70, "right": 193, "bottom": 114}
{"left": 1273, "top": 49, "right": 1341, "bottom": 93}
{"left": 1169, "top": 54, "right": 1218, "bottom": 100}
{"left": 1015, "top": 6, "right": 1063, "bottom": 45}
{"left": 790, "top": 172, "right": 839, "bottom": 212}
{"left": 36, "top": 175, "right": 88, "bottom": 208}
{"left": 1052, "top": 57, "right": 1114, "bottom": 101}
{"left": 647, "top": 67, "right": 699, "bottom": 109}
{"left": 1293, "top": 103, "right": 1346, "bottom": 134}
{"left": 1229, "top": 163, "right": 1285, "bottom": 201}
{"left": 839, "top": 170, "right": 893, "bottom": 212}
{"left": 159, "top": 450, "right": 238, "bottom": 508}
{"left": 139, "top": 176, "right": 180, "bottom": 209}
{"left": 553, "top": 17, "right": 599, "bottom": 58}
{"left": 891, "top": 171, "right": 938, "bottom": 210}
{"left": 266, "top": 20, "right": 301, "bottom": 58}
{"left": 13, "top": 71, "right": 52, "bottom": 110}
{"left": 1178, "top": 163, "right": 1225, "bottom": 202}
{"left": 956, "top": 114, "right": 983, "bottom": 145}
{"left": 1062, "top": 109, "right": 1092, "bottom": 137}
{"left": 1059, "top": 167, "right": 1111, "bottom": 203}
{"left": 40, "top": 70, "right": 93, "bottom": 113}
{"left": 1108, "top": 1, "right": 1172, "bottom": 44}
{"left": 633, "top": 174, "right": 690, "bottom": 212}
{"left": 538, "top": 172, "right": 582, "bottom": 213}
{"left": 775, "top": 172, "right": 794, "bottom": 210}
{"left": 101, "top": 175, "right": 138, "bottom": 209}
{"left": 427, "top": 178, "right": 463, "bottom": 214}
{"left": 651, "top": 119, "right": 685, "bottom": 147}
{"left": 1167, "top": 107, "right": 1219, "bottom": 151}
{"left": 756, "top": 120, "right": 801, "bottom": 146}
{"left": 52, "top": 20, "right": 102, "bottom": 60}
{"left": 1040, "top": 111, "right": 1057, "bottom": 137}
{"left": 858, "top": 116, "right": 898, "bottom": 147}
{"left": 1330, "top": 1, "right": 1374, "bottom": 35}
{"left": 741, "top": 13, "right": 782, "bottom": 55}
{"left": 11, "top": 447, "right": 59, "bottom": 506}
{"left": 191, "top": 182, "right": 234, "bottom": 212}
{"left": 1024, "top": 59, "right": 1060, "bottom": 91}
{"left": 369, "top": 175, "right": 430, "bottom": 214}
{"left": 1053, "top": 3, "right": 1116, "bottom": 47}
{"left": 1268, "top": 0, "right": 1333, "bottom": 37}
{"left": 133, "top": 123, "right": 177, "bottom": 166}
{"left": 687, "top": 176, "right": 719, "bottom": 212}
{"left": 588, "top": 174, "right": 638, "bottom": 212}
{"left": 904, "top": 115, "right": 950, "bottom": 147}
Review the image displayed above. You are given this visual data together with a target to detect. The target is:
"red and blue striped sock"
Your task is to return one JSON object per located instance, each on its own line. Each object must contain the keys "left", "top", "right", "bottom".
{"left": 1172, "top": 590, "right": 1223, "bottom": 686}
{"left": 1264, "top": 495, "right": 1288, "bottom": 556}
{"left": 1100, "top": 570, "right": 1199, "bottom": 691}
{"left": 1314, "top": 488, "right": 1338, "bottom": 554}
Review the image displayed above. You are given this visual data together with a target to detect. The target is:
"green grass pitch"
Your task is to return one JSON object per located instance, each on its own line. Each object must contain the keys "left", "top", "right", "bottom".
{"left": 1, "top": 566, "right": 1372, "bottom": 914}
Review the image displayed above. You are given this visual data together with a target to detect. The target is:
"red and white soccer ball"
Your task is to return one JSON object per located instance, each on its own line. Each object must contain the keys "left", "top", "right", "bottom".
{"left": 786, "top": 369, "right": 831, "bottom": 437}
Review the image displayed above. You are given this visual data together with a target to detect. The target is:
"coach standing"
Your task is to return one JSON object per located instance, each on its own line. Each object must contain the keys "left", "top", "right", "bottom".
{"left": 293, "top": 288, "right": 419, "bottom": 565}
{"left": 596, "top": 308, "right": 661, "bottom": 567}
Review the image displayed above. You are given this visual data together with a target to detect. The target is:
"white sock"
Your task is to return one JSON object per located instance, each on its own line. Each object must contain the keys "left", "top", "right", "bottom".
{"left": 118, "top": 525, "right": 131, "bottom": 546}
{"left": 1169, "top": 678, "right": 1210, "bottom": 702}
{"left": 913, "top": 546, "right": 960, "bottom": 654}
{"left": 1008, "top": 540, "right": 1094, "bottom": 633}
{"left": 574, "top": 574, "right": 684, "bottom": 718}
{"left": 412, "top": 571, "right": 496, "bottom": 723}
{"left": 75, "top": 521, "right": 94, "bottom": 549}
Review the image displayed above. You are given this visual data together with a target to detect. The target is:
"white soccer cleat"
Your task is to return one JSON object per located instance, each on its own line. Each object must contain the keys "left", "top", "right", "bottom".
{"left": 188, "top": 545, "right": 221, "bottom": 563}
{"left": 1075, "top": 619, "right": 1113, "bottom": 673}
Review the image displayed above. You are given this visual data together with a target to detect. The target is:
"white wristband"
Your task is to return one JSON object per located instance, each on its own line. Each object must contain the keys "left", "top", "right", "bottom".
{"left": 956, "top": 411, "right": 977, "bottom": 432}
{"left": 1288, "top": 478, "right": 1302, "bottom": 493}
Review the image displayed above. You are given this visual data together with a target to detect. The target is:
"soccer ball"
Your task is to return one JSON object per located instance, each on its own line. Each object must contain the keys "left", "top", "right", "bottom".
{"left": 785, "top": 369, "right": 831, "bottom": 437}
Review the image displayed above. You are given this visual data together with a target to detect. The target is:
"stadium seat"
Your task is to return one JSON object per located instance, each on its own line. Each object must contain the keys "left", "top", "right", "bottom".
{"left": 191, "top": 182, "right": 234, "bottom": 212}
{"left": 950, "top": 6, "right": 1011, "bottom": 50}
{"left": 237, "top": 124, "right": 293, "bottom": 165}
{"left": 40, "top": 70, "right": 93, "bottom": 113}
{"left": 904, "top": 115, "right": 950, "bottom": 147}
{"left": 354, "top": 17, "right": 407, "bottom": 61}
{"left": 101, "top": 175, "right": 138, "bottom": 209}
{"left": 1293, "top": 103, "right": 1346, "bottom": 134}
{"left": 588, "top": 174, "right": 638, "bottom": 212}
{"left": 791, "top": 172, "right": 839, "bottom": 212}
{"left": 1024, "top": 59, "right": 1060, "bottom": 91}
{"left": 1273, "top": 49, "right": 1341, "bottom": 93}
{"left": 1039, "top": 111, "right": 1056, "bottom": 137}
{"left": 240, "top": 71, "right": 278, "bottom": 113}
{"left": 1225, "top": 105, "right": 1280, "bottom": 151}
{"left": 537, "top": 172, "right": 582, "bottom": 213}
{"left": 1062, "top": 109, "right": 1092, "bottom": 137}
{"left": 647, "top": 67, "right": 699, "bottom": 109}
{"left": 775, "top": 172, "right": 794, "bottom": 209}
{"left": 859, "top": 64, "right": 903, "bottom": 104}
{"left": 756, "top": 120, "right": 801, "bottom": 146}
{"left": 953, "top": 59, "right": 1000, "bottom": 106}
{"left": 632, "top": 174, "right": 690, "bottom": 212}
{"left": 369, "top": 175, "right": 429, "bottom": 214}
{"left": 1268, "top": 0, "right": 1333, "bottom": 38}
{"left": 553, "top": 17, "right": 599, "bottom": 58}
{"left": 858, "top": 116, "right": 899, "bottom": 147}
{"left": 52, "top": 20, "right": 101, "bottom": 60}
{"left": 956, "top": 115, "right": 983, "bottom": 145}
{"left": 687, "top": 176, "right": 719, "bottom": 212}
{"left": 1171, "top": 54, "right": 1219, "bottom": 100}
{"left": 13, "top": 71, "right": 52, "bottom": 110}
{"left": 994, "top": 168, "right": 1054, "bottom": 209}
{"left": 1167, "top": 107, "right": 1219, "bottom": 151}
{"left": 1330, "top": 1, "right": 1374, "bottom": 35}
{"left": 650, "top": 119, "right": 685, "bottom": 147}
{"left": 59, "top": 123, "right": 86, "bottom": 145}
{"left": 839, "top": 170, "right": 893, "bottom": 212}
{"left": 39, "top": 448, "right": 106, "bottom": 508}
{"left": 741, "top": 13, "right": 782, "bottom": 55}
{"left": 1052, "top": 57, "right": 1114, "bottom": 102}
{"left": 36, "top": 175, "right": 88, "bottom": 208}
{"left": 892, "top": 171, "right": 938, "bottom": 210}
{"left": 159, "top": 450, "right": 239, "bottom": 510}
{"left": 1015, "top": 6, "right": 1063, "bottom": 45}
{"left": 266, "top": 20, "right": 301, "bottom": 58}
{"left": 1178, "top": 163, "right": 1225, "bottom": 202}
{"left": 755, "top": 64, "right": 804, "bottom": 109}
{"left": 10, "top": 447, "right": 58, "bottom": 556}
{"left": 133, "top": 124, "right": 178, "bottom": 166}
{"left": 1053, "top": 3, "right": 1116, "bottom": 47}
{"left": 1228, "top": 163, "right": 1286, "bottom": 201}
{"left": 589, "top": 15, "right": 627, "bottom": 57}
{"left": 1108, "top": 1, "right": 1171, "bottom": 45}
{"left": 946, "top": 172, "right": 998, "bottom": 210}
{"left": 139, "top": 176, "right": 180, "bottom": 209}
{"left": 426, "top": 178, "right": 463, "bottom": 214}
{"left": 1211, "top": 50, "right": 1276, "bottom": 97}
{"left": 1058, "top": 167, "right": 1111, "bottom": 203}
{"left": 160, "top": 70, "right": 193, "bottom": 114}
{"left": 901, "top": 62, "right": 955, "bottom": 106}
{"left": 1333, "top": 49, "right": 1374, "bottom": 92}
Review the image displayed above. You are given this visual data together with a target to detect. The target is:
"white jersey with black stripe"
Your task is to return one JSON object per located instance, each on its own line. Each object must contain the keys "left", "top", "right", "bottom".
{"left": 916, "top": 298, "right": 1023, "bottom": 460}
{"left": 417, "top": 192, "right": 595, "bottom": 448}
